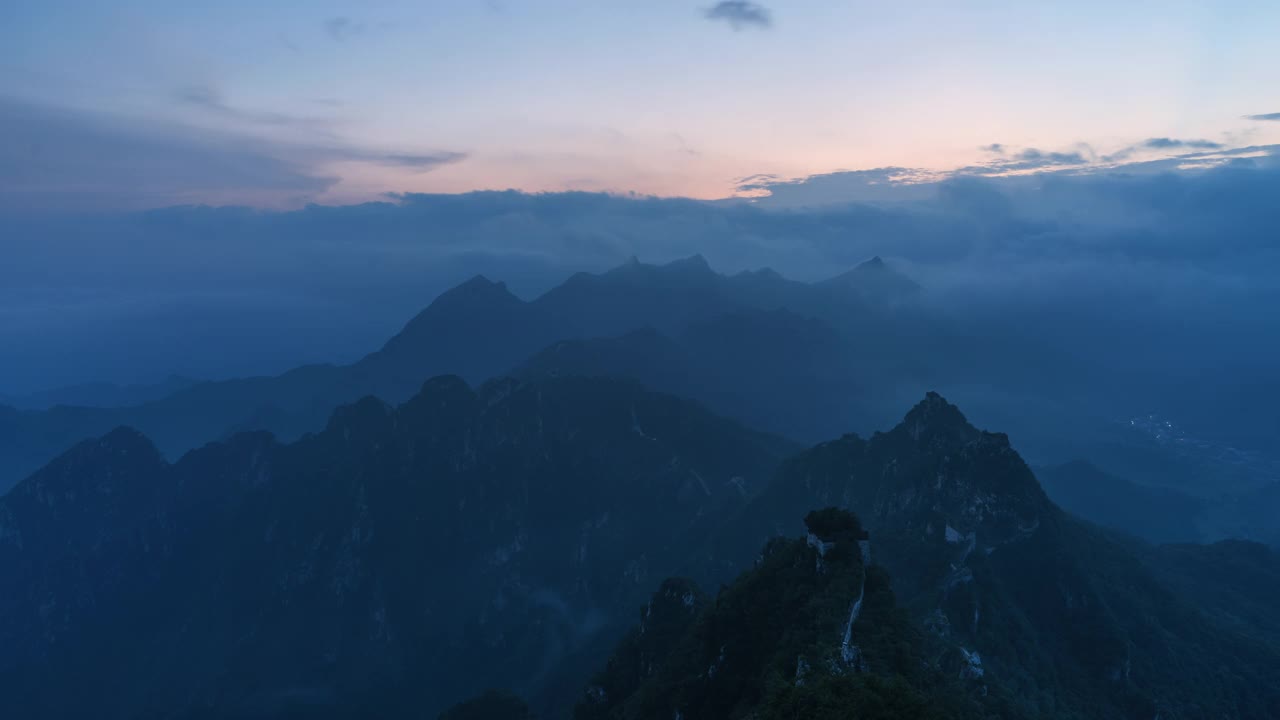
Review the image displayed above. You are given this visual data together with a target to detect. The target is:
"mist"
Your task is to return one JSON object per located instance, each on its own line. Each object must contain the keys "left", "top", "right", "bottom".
{"left": 7, "top": 3, "right": 1280, "bottom": 717}
{"left": 5, "top": 156, "right": 1279, "bottom": 435}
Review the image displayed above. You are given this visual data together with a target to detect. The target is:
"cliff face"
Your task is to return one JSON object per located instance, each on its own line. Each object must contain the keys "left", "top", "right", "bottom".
{"left": 711, "top": 393, "right": 1280, "bottom": 719}
{"left": 577, "top": 509, "right": 996, "bottom": 720}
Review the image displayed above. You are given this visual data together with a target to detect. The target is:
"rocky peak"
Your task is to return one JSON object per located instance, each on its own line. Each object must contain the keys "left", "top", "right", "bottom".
{"left": 10, "top": 426, "right": 166, "bottom": 505}
{"left": 393, "top": 375, "right": 480, "bottom": 443}
{"left": 431, "top": 275, "right": 520, "bottom": 310}
{"left": 820, "top": 255, "right": 920, "bottom": 300}
{"left": 322, "top": 395, "right": 396, "bottom": 450}
{"left": 663, "top": 253, "right": 713, "bottom": 275}
{"left": 1, "top": 427, "right": 169, "bottom": 559}
{"left": 897, "top": 391, "right": 981, "bottom": 450}
{"left": 599, "top": 253, "right": 717, "bottom": 286}
{"left": 375, "top": 275, "right": 527, "bottom": 363}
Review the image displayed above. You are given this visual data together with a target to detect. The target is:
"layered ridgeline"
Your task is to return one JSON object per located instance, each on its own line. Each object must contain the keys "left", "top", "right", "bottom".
{"left": 0, "top": 255, "right": 924, "bottom": 493}
{"left": 517, "top": 311, "right": 878, "bottom": 447}
{"left": 3, "top": 383, "right": 1278, "bottom": 718}
{"left": 701, "top": 394, "right": 1280, "bottom": 719}
{"left": 0, "top": 376, "right": 793, "bottom": 719}
{"left": 8, "top": 255, "right": 1275, "bottom": 551}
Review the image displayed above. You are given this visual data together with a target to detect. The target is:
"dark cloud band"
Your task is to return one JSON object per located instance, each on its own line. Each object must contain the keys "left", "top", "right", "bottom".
{"left": 704, "top": 1, "right": 772, "bottom": 30}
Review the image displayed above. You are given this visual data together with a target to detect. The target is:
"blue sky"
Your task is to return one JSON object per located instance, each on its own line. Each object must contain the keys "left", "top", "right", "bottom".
{"left": 4, "top": 0, "right": 1279, "bottom": 207}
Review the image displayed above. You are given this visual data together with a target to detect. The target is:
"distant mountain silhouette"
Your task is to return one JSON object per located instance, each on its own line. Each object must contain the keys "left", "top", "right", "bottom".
{"left": 517, "top": 309, "right": 891, "bottom": 443}
{"left": 4, "top": 255, "right": 1273, "bottom": 553}
{"left": 0, "top": 374, "right": 201, "bottom": 410}
{"left": 818, "top": 255, "right": 921, "bottom": 302}
{"left": 0, "top": 256, "right": 919, "bottom": 492}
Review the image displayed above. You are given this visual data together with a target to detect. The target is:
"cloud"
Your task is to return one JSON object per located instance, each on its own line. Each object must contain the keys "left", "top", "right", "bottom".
{"left": 338, "top": 150, "right": 467, "bottom": 171}
{"left": 171, "top": 83, "right": 464, "bottom": 173}
{"left": 954, "top": 137, "right": 1242, "bottom": 176}
{"left": 4, "top": 156, "right": 1280, "bottom": 403}
{"left": 0, "top": 98, "right": 334, "bottom": 210}
{"left": 953, "top": 146, "right": 1092, "bottom": 175}
{"left": 1245, "top": 112, "right": 1280, "bottom": 121}
{"left": 176, "top": 84, "right": 328, "bottom": 131}
{"left": 735, "top": 140, "right": 1280, "bottom": 211}
{"left": 1100, "top": 137, "right": 1228, "bottom": 163}
{"left": 324, "top": 17, "right": 365, "bottom": 41}
{"left": 1011, "top": 148, "right": 1088, "bottom": 166}
{"left": 704, "top": 1, "right": 772, "bottom": 30}
{"left": 0, "top": 98, "right": 465, "bottom": 210}
{"left": 734, "top": 167, "right": 938, "bottom": 206}
{"left": 734, "top": 172, "right": 782, "bottom": 187}
{"left": 1142, "top": 137, "right": 1222, "bottom": 150}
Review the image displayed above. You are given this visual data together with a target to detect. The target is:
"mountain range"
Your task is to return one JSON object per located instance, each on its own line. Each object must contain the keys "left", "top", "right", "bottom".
{"left": 10, "top": 254, "right": 1273, "bottom": 547}
{"left": 4, "top": 253, "right": 1280, "bottom": 718}
{"left": 2, "top": 383, "right": 1277, "bottom": 718}
{"left": 700, "top": 394, "right": 1280, "bottom": 718}
{"left": 0, "top": 255, "right": 925, "bottom": 494}
{"left": 0, "top": 376, "right": 793, "bottom": 718}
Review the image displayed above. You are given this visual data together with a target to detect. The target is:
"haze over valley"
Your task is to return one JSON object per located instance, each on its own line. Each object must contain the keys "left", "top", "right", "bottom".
{"left": 4, "top": 1, "right": 1280, "bottom": 718}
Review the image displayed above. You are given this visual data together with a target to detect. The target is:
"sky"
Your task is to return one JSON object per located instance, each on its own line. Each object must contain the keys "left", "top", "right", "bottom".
{"left": 3, "top": 0, "right": 1280, "bottom": 207}
{"left": 2, "top": 0, "right": 1280, "bottom": 397}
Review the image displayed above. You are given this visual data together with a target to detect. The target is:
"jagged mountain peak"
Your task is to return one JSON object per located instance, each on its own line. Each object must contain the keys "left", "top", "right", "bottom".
{"left": 419, "top": 373, "right": 476, "bottom": 399}
{"left": 880, "top": 394, "right": 1042, "bottom": 539}
{"left": 819, "top": 255, "right": 920, "bottom": 299}
{"left": 2, "top": 425, "right": 170, "bottom": 552}
{"left": 428, "top": 274, "right": 521, "bottom": 310}
{"left": 896, "top": 391, "right": 982, "bottom": 448}
{"left": 371, "top": 276, "right": 531, "bottom": 377}
{"left": 97, "top": 425, "right": 164, "bottom": 457}
{"left": 739, "top": 394, "right": 1045, "bottom": 574}
{"left": 663, "top": 252, "right": 712, "bottom": 273}
{"left": 596, "top": 253, "right": 716, "bottom": 281}
{"left": 13, "top": 425, "right": 166, "bottom": 497}
{"left": 322, "top": 394, "right": 394, "bottom": 438}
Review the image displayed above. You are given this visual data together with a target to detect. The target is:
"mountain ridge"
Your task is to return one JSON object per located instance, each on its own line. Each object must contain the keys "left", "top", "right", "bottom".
{"left": 0, "top": 374, "right": 795, "bottom": 719}
{"left": 0, "top": 255, "right": 913, "bottom": 492}
{"left": 3, "top": 386, "right": 1278, "bottom": 718}
{"left": 703, "top": 392, "right": 1280, "bottom": 719}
